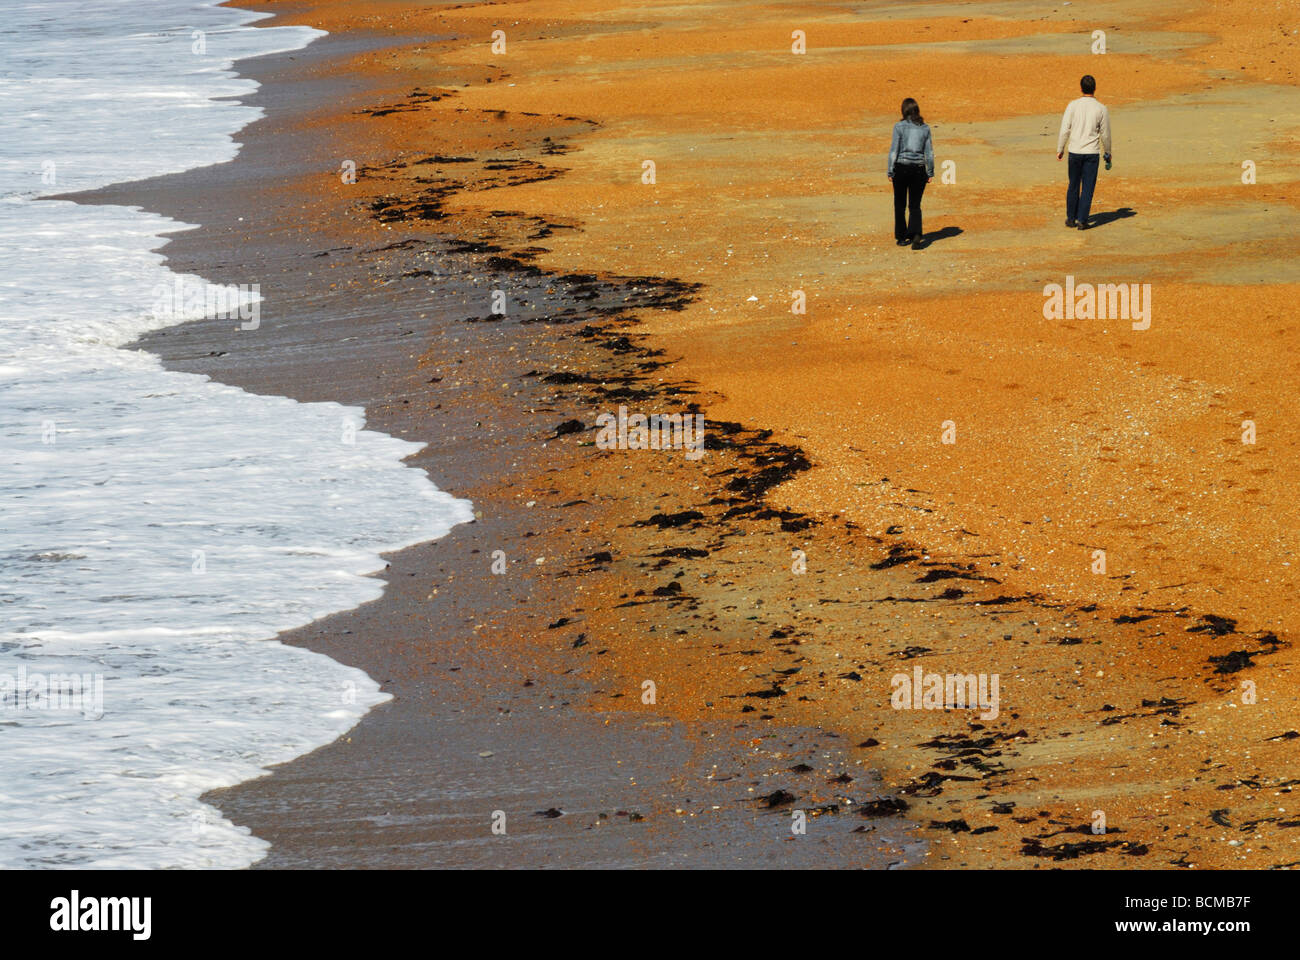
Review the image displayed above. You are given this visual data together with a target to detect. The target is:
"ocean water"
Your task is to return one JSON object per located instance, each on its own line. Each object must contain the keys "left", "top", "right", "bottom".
{"left": 0, "top": 1, "right": 474, "bottom": 867}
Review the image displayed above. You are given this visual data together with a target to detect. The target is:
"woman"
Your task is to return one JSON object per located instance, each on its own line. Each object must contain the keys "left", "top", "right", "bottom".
{"left": 887, "top": 98, "right": 934, "bottom": 248}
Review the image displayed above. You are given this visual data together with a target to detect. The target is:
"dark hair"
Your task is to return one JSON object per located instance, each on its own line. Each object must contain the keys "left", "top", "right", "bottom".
{"left": 901, "top": 97, "right": 924, "bottom": 125}
{"left": 1080, "top": 75, "right": 1096, "bottom": 95}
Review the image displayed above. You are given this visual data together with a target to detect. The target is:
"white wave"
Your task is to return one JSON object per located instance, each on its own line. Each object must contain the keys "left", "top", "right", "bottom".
{"left": 0, "top": 0, "right": 474, "bottom": 867}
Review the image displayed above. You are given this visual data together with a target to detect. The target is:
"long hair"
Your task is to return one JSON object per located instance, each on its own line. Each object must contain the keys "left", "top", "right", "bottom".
{"left": 901, "top": 97, "right": 924, "bottom": 125}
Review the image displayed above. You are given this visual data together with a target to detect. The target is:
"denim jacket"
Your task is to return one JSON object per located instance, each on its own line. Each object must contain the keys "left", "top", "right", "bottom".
{"left": 888, "top": 120, "right": 934, "bottom": 178}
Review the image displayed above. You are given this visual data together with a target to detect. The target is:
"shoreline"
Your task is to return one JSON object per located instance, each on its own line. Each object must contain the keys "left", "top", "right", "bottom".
{"left": 71, "top": 7, "right": 921, "bottom": 867}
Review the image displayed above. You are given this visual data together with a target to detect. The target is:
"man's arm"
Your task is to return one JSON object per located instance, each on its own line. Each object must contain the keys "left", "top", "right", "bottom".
{"left": 1099, "top": 104, "right": 1112, "bottom": 157}
{"left": 1057, "top": 102, "right": 1073, "bottom": 157}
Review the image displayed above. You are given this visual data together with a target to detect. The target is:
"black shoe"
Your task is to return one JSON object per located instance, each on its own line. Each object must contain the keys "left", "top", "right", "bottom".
{"left": 1065, "top": 218, "right": 1076, "bottom": 228}
{"left": 896, "top": 237, "right": 910, "bottom": 246}
{"left": 1078, "top": 220, "right": 1090, "bottom": 230}
{"left": 911, "top": 234, "right": 923, "bottom": 249}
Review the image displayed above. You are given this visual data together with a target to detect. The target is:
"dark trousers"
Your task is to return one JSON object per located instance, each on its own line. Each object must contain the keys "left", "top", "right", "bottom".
{"left": 893, "top": 164, "right": 927, "bottom": 240}
{"left": 1067, "top": 152, "right": 1100, "bottom": 223}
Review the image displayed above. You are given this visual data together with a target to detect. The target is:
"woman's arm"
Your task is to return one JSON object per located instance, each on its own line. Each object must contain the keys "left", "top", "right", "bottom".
{"left": 888, "top": 125, "right": 900, "bottom": 178}
{"left": 924, "top": 127, "right": 935, "bottom": 180}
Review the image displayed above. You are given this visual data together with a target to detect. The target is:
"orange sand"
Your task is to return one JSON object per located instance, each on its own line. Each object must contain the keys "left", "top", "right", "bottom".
{"left": 396, "top": 0, "right": 1300, "bottom": 638}
{"left": 244, "top": 0, "right": 1300, "bottom": 867}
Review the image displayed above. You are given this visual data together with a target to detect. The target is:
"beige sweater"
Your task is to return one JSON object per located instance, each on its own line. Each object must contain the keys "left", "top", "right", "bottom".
{"left": 1058, "top": 96, "right": 1112, "bottom": 155}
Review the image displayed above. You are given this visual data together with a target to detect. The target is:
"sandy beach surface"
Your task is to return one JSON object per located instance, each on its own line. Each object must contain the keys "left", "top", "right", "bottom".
{"left": 87, "top": 0, "right": 1300, "bottom": 867}
{"left": 74, "top": 11, "right": 923, "bottom": 868}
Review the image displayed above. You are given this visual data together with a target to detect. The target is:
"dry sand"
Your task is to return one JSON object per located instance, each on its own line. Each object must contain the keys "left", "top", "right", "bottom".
{"left": 227, "top": 0, "right": 1300, "bottom": 867}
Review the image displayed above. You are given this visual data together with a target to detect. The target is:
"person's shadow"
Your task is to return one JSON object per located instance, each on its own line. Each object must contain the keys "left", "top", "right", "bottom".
{"left": 1087, "top": 207, "right": 1137, "bottom": 228}
{"left": 913, "top": 226, "right": 962, "bottom": 249}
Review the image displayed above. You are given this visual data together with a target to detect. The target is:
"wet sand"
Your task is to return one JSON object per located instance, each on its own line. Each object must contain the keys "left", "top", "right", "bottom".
{"left": 80, "top": 0, "right": 1300, "bottom": 868}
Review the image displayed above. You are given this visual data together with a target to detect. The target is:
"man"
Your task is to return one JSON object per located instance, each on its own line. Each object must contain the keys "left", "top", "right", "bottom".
{"left": 1056, "top": 75, "right": 1112, "bottom": 230}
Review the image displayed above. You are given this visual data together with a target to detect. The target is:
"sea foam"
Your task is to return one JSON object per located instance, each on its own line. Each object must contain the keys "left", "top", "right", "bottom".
{"left": 0, "top": 0, "right": 473, "bottom": 867}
